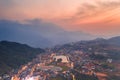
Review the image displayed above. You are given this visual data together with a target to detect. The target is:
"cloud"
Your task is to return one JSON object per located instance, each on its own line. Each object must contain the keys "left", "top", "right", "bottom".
{"left": 0, "top": 0, "right": 15, "bottom": 6}
{"left": 1, "top": 0, "right": 119, "bottom": 38}
{"left": 0, "top": 19, "right": 95, "bottom": 48}
{"left": 60, "top": 0, "right": 120, "bottom": 24}
{"left": 54, "top": 0, "right": 120, "bottom": 37}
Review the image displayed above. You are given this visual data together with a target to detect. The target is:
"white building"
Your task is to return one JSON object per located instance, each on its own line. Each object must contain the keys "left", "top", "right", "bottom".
{"left": 53, "top": 55, "right": 69, "bottom": 63}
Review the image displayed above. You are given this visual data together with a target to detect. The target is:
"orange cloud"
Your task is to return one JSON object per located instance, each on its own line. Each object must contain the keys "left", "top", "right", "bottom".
{"left": 0, "top": 0, "right": 120, "bottom": 37}
{"left": 53, "top": 0, "right": 120, "bottom": 37}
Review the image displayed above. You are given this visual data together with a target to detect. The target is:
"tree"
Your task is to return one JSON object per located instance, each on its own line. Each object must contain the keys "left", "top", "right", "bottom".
{"left": 57, "top": 58, "right": 62, "bottom": 63}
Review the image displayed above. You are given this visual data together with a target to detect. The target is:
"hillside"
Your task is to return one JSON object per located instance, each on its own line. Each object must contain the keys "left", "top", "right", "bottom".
{"left": 0, "top": 41, "right": 44, "bottom": 75}
{"left": 52, "top": 36, "right": 120, "bottom": 60}
{"left": 107, "top": 36, "right": 120, "bottom": 46}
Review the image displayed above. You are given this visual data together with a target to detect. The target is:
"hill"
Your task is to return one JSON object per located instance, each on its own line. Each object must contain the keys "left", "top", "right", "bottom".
{"left": 0, "top": 41, "right": 44, "bottom": 75}
{"left": 52, "top": 36, "right": 120, "bottom": 60}
{"left": 107, "top": 36, "right": 120, "bottom": 46}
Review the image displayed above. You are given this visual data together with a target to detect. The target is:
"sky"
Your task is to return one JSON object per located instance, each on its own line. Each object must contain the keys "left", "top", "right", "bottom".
{"left": 0, "top": 0, "right": 120, "bottom": 38}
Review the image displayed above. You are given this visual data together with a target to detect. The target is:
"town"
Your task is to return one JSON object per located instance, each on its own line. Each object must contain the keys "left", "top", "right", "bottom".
{"left": 1, "top": 38, "right": 120, "bottom": 80}
{"left": 9, "top": 50, "right": 118, "bottom": 80}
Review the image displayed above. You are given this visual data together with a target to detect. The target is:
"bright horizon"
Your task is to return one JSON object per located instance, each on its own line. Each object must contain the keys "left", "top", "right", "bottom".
{"left": 0, "top": 0, "right": 120, "bottom": 37}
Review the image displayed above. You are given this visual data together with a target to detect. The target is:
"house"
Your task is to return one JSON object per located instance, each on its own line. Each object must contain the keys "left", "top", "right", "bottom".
{"left": 53, "top": 55, "right": 69, "bottom": 63}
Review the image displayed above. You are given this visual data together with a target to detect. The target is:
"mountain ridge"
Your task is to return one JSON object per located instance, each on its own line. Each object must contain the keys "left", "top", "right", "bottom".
{"left": 52, "top": 36, "right": 120, "bottom": 53}
{"left": 0, "top": 40, "right": 44, "bottom": 75}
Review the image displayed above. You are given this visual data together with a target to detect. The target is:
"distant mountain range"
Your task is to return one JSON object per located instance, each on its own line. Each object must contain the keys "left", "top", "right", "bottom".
{"left": 0, "top": 19, "right": 96, "bottom": 48}
{"left": 0, "top": 41, "right": 44, "bottom": 75}
{"left": 52, "top": 36, "right": 120, "bottom": 62}
{"left": 107, "top": 36, "right": 120, "bottom": 46}
{"left": 85, "top": 36, "right": 120, "bottom": 47}
{"left": 52, "top": 36, "right": 120, "bottom": 55}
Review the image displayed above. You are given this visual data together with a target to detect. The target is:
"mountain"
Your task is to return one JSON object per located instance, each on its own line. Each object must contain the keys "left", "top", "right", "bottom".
{"left": 0, "top": 19, "right": 96, "bottom": 48}
{"left": 107, "top": 36, "right": 120, "bottom": 46}
{"left": 52, "top": 36, "right": 120, "bottom": 60}
{"left": 0, "top": 41, "right": 44, "bottom": 75}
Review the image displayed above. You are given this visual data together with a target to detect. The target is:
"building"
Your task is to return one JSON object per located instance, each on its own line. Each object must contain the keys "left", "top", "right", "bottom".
{"left": 53, "top": 55, "right": 69, "bottom": 63}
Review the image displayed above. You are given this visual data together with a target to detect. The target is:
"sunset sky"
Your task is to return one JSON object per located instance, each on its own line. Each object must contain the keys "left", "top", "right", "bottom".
{"left": 0, "top": 0, "right": 120, "bottom": 37}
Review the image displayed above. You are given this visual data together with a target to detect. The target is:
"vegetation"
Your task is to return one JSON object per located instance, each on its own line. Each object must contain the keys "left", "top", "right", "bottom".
{"left": 75, "top": 74, "right": 98, "bottom": 80}
{"left": 0, "top": 41, "right": 44, "bottom": 75}
{"left": 61, "top": 66, "right": 69, "bottom": 71}
{"left": 89, "top": 53, "right": 106, "bottom": 60}
{"left": 107, "top": 75, "right": 120, "bottom": 80}
{"left": 50, "top": 76, "right": 67, "bottom": 80}
{"left": 72, "top": 71, "right": 98, "bottom": 80}
{"left": 57, "top": 58, "right": 62, "bottom": 63}
{"left": 101, "top": 63, "right": 115, "bottom": 69}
